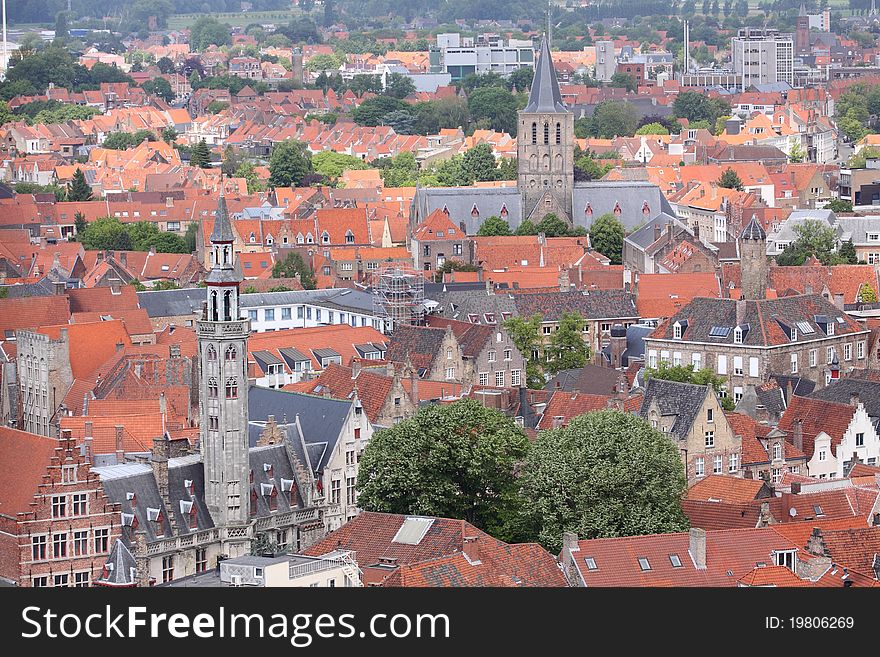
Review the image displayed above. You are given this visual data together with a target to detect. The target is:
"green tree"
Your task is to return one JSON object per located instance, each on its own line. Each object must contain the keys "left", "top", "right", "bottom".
{"left": 717, "top": 167, "right": 743, "bottom": 191}
{"left": 477, "top": 216, "right": 512, "bottom": 237}
{"left": 534, "top": 214, "right": 570, "bottom": 238}
{"left": 609, "top": 71, "right": 638, "bottom": 93}
{"left": 54, "top": 12, "right": 69, "bottom": 42}
{"left": 673, "top": 91, "right": 730, "bottom": 126}
{"left": 461, "top": 144, "right": 498, "bottom": 183}
{"left": 221, "top": 146, "right": 244, "bottom": 177}
{"left": 351, "top": 96, "right": 409, "bottom": 126}
{"left": 189, "top": 140, "right": 212, "bottom": 169}
{"left": 635, "top": 122, "right": 669, "bottom": 135}
{"left": 588, "top": 100, "right": 639, "bottom": 138}
{"left": 268, "top": 140, "right": 313, "bottom": 188}
{"left": 184, "top": 222, "right": 198, "bottom": 253}
{"left": 858, "top": 283, "right": 878, "bottom": 303}
{"left": 432, "top": 260, "right": 479, "bottom": 283}
{"left": 379, "top": 152, "right": 419, "bottom": 188}
{"left": 234, "top": 162, "right": 265, "bottom": 194}
{"left": 468, "top": 86, "right": 520, "bottom": 135}
{"left": 78, "top": 216, "right": 132, "bottom": 251}
{"left": 847, "top": 147, "right": 880, "bottom": 169}
{"left": 142, "top": 78, "right": 174, "bottom": 103}
{"left": 836, "top": 116, "right": 867, "bottom": 143}
{"left": 189, "top": 17, "right": 232, "bottom": 51}
{"left": 647, "top": 363, "right": 735, "bottom": 410}
{"left": 825, "top": 199, "right": 853, "bottom": 213}
{"left": 517, "top": 410, "right": 689, "bottom": 551}
{"left": 161, "top": 127, "right": 177, "bottom": 144}
{"left": 0, "top": 100, "right": 13, "bottom": 126}
{"left": 507, "top": 66, "right": 534, "bottom": 92}
{"left": 356, "top": 399, "right": 531, "bottom": 541}
{"left": 384, "top": 72, "right": 416, "bottom": 99}
{"left": 515, "top": 219, "right": 538, "bottom": 236}
{"left": 66, "top": 168, "right": 93, "bottom": 202}
{"left": 272, "top": 251, "right": 316, "bottom": 289}
{"left": 545, "top": 311, "right": 590, "bottom": 375}
{"left": 503, "top": 313, "right": 545, "bottom": 389}
{"left": 74, "top": 211, "right": 88, "bottom": 236}
{"left": 589, "top": 213, "right": 625, "bottom": 264}
{"left": 312, "top": 151, "right": 369, "bottom": 180}
{"left": 836, "top": 239, "right": 858, "bottom": 265}
{"left": 788, "top": 139, "right": 805, "bottom": 164}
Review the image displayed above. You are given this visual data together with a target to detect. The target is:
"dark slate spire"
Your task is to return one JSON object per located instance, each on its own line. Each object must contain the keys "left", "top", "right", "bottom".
{"left": 741, "top": 214, "right": 766, "bottom": 241}
{"left": 210, "top": 184, "right": 235, "bottom": 243}
{"left": 799, "top": 0, "right": 807, "bottom": 16}
{"left": 524, "top": 36, "right": 567, "bottom": 114}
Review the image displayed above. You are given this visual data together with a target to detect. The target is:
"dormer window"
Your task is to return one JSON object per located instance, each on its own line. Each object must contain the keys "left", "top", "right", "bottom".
{"left": 790, "top": 328, "right": 797, "bottom": 341}
{"left": 184, "top": 479, "right": 195, "bottom": 495}
{"left": 734, "top": 327, "right": 743, "bottom": 344}
{"left": 673, "top": 322, "right": 682, "bottom": 339}
{"left": 827, "top": 322, "right": 834, "bottom": 336}
{"left": 345, "top": 230, "right": 354, "bottom": 244}
{"left": 263, "top": 463, "right": 273, "bottom": 477}
{"left": 471, "top": 205, "right": 479, "bottom": 218}
{"left": 249, "top": 232, "right": 256, "bottom": 243}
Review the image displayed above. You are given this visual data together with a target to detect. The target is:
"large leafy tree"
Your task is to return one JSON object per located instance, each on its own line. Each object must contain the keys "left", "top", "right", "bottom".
{"left": 717, "top": 166, "right": 743, "bottom": 191}
{"left": 67, "top": 168, "right": 93, "bottom": 202}
{"left": 189, "top": 140, "right": 212, "bottom": 169}
{"left": 467, "top": 86, "right": 520, "bottom": 135}
{"left": 357, "top": 399, "right": 531, "bottom": 541}
{"left": 545, "top": 311, "right": 591, "bottom": 375}
{"left": 312, "top": 151, "right": 369, "bottom": 180}
{"left": 272, "top": 251, "right": 316, "bottom": 289}
{"left": 517, "top": 410, "right": 690, "bottom": 552}
{"left": 78, "top": 217, "right": 132, "bottom": 251}
{"left": 647, "top": 363, "right": 735, "bottom": 411}
{"left": 503, "top": 313, "right": 545, "bottom": 388}
{"left": 103, "top": 130, "right": 157, "bottom": 151}
{"left": 189, "top": 17, "right": 232, "bottom": 51}
{"left": 461, "top": 143, "right": 498, "bottom": 183}
{"left": 673, "top": 91, "right": 730, "bottom": 126}
{"left": 477, "top": 215, "right": 511, "bottom": 237}
{"left": 535, "top": 213, "right": 570, "bottom": 237}
{"left": 268, "top": 140, "right": 313, "bottom": 188}
{"left": 589, "top": 213, "right": 625, "bottom": 264}
{"left": 351, "top": 96, "right": 410, "bottom": 126}
{"left": 384, "top": 73, "right": 416, "bottom": 99}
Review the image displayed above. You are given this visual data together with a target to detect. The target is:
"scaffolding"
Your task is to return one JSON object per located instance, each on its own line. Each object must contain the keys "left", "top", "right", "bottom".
{"left": 372, "top": 266, "right": 425, "bottom": 332}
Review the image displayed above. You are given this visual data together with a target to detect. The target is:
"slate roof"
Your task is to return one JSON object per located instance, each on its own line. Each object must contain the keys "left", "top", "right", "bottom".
{"left": 599, "top": 323, "right": 653, "bottom": 368}
{"left": 209, "top": 189, "right": 235, "bottom": 243}
{"left": 512, "top": 289, "right": 637, "bottom": 321}
{"left": 639, "top": 378, "right": 711, "bottom": 440}
{"left": 96, "top": 539, "right": 137, "bottom": 586}
{"left": 524, "top": 37, "right": 567, "bottom": 113}
{"left": 808, "top": 377, "right": 880, "bottom": 421}
{"left": 648, "top": 294, "right": 868, "bottom": 347}
{"left": 429, "top": 289, "right": 518, "bottom": 323}
{"left": 386, "top": 324, "right": 448, "bottom": 371}
{"left": 544, "top": 364, "right": 624, "bottom": 395}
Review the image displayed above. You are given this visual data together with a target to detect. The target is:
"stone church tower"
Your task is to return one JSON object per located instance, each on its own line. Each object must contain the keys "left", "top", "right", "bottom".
{"left": 197, "top": 188, "right": 252, "bottom": 557}
{"left": 739, "top": 214, "right": 769, "bottom": 300}
{"left": 517, "top": 37, "right": 575, "bottom": 225}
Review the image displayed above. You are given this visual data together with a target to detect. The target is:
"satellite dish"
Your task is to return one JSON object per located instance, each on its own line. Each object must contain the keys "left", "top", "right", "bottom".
{"left": 789, "top": 507, "right": 797, "bottom": 517}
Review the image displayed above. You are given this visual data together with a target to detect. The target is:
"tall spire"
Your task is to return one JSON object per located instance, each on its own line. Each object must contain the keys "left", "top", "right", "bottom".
{"left": 524, "top": 36, "right": 566, "bottom": 113}
{"left": 799, "top": 0, "right": 807, "bottom": 17}
{"left": 210, "top": 183, "right": 234, "bottom": 243}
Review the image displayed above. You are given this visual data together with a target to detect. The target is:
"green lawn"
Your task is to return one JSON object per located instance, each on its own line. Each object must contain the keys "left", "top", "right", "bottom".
{"left": 167, "top": 10, "right": 306, "bottom": 30}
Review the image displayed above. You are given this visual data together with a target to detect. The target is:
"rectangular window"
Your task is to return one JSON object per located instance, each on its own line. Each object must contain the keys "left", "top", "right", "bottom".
{"left": 74, "top": 572, "right": 90, "bottom": 587}
{"left": 51, "top": 495, "right": 66, "bottom": 518}
{"left": 705, "top": 431, "right": 715, "bottom": 448}
{"left": 791, "top": 353, "right": 798, "bottom": 374}
{"left": 282, "top": 307, "right": 292, "bottom": 320}
{"left": 858, "top": 341, "right": 865, "bottom": 359}
{"left": 71, "top": 493, "right": 87, "bottom": 516}
{"left": 32, "top": 577, "right": 48, "bottom": 588}
{"left": 734, "top": 357, "right": 743, "bottom": 376}
{"left": 94, "top": 528, "right": 109, "bottom": 554}
{"left": 479, "top": 372, "right": 489, "bottom": 386}
{"left": 162, "top": 555, "right": 174, "bottom": 583}
{"left": 673, "top": 352, "right": 682, "bottom": 366}
{"left": 648, "top": 350, "right": 658, "bottom": 368}
{"left": 717, "top": 354, "right": 727, "bottom": 375}
{"left": 306, "top": 307, "right": 313, "bottom": 320}
{"left": 248, "top": 310, "right": 258, "bottom": 321}
{"left": 73, "top": 530, "right": 88, "bottom": 556}
{"left": 196, "top": 548, "right": 207, "bottom": 574}
{"left": 265, "top": 309, "right": 275, "bottom": 321}
{"left": 61, "top": 465, "right": 77, "bottom": 484}
{"left": 809, "top": 349, "right": 817, "bottom": 367}
{"left": 856, "top": 432, "right": 865, "bottom": 447}
{"left": 297, "top": 306, "right": 304, "bottom": 319}
{"left": 53, "top": 533, "right": 67, "bottom": 558}
{"left": 844, "top": 343, "right": 852, "bottom": 361}
{"left": 488, "top": 350, "right": 496, "bottom": 362}
{"left": 445, "top": 367, "right": 455, "bottom": 380}
{"left": 749, "top": 357, "right": 759, "bottom": 378}
{"left": 330, "top": 479, "right": 341, "bottom": 505}
{"left": 346, "top": 477, "right": 356, "bottom": 506}
{"left": 713, "top": 454, "right": 723, "bottom": 474}
{"left": 31, "top": 535, "right": 47, "bottom": 561}
{"left": 827, "top": 347, "right": 834, "bottom": 364}
{"left": 495, "top": 370, "right": 505, "bottom": 387}
{"left": 54, "top": 574, "right": 69, "bottom": 587}
{"left": 728, "top": 453, "right": 739, "bottom": 473}
{"left": 504, "top": 349, "right": 512, "bottom": 361}
{"left": 511, "top": 369, "right": 521, "bottom": 386}
{"left": 772, "top": 468, "right": 782, "bottom": 484}
{"left": 694, "top": 457, "right": 705, "bottom": 477}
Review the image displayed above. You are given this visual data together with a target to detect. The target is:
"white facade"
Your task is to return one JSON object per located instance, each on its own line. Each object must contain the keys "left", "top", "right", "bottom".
{"left": 242, "top": 295, "right": 385, "bottom": 334}
{"left": 731, "top": 29, "right": 794, "bottom": 89}
{"left": 805, "top": 403, "right": 879, "bottom": 479}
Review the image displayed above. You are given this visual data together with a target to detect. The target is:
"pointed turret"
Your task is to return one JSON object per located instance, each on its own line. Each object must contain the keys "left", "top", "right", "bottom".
{"left": 799, "top": 1, "right": 807, "bottom": 17}
{"left": 524, "top": 36, "right": 567, "bottom": 114}
{"left": 210, "top": 185, "right": 235, "bottom": 243}
{"left": 741, "top": 213, "right": 766, "bottom": 241}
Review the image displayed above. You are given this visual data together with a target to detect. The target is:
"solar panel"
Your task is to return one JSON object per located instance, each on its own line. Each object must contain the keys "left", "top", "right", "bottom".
{"left": 796, "top": 321, "right": 815, "bottom": 334}
{"left": 708, "top": 326, "right": 731, "bottom": 337}
{"left": 391, "top": 517, "right": 435, "bottom": 545}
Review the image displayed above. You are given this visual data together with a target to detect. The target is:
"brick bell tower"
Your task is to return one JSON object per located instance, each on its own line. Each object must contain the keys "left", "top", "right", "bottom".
{"left": 197, "top": 187, "right": 252, "bottom": 557}
{"left": 517, "top": 36, "right": 575, "bottom": 226}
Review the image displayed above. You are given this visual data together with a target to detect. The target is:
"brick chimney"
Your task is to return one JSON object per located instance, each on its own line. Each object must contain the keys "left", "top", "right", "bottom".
{"left": 689, "top": 528, "right": 707, "bottom": 569}
{"left": 792, "top": 418, "right": 804, "bottom": 453}
{"left": 151, "top": 436, "right": 174, "bottom": 533}
{"left": 561, "top": 531, "right": 581, "bottom": 586}
{"left": 462, "top": 535, "right": 481, "bottom": 563}
{"left": 755, "top": 403, "right": 769, "bottom": 424}
{"left": 133, "top": 530, "right": 152, "bottom": 587}
{"left": 115, "top": 425, "right": 125, "bottom": 463}
{"left": 351, "top": 359, "right": 362, "bottom": 379}
{"left": 850, "top": 393, "right": 860, "bottom": 408}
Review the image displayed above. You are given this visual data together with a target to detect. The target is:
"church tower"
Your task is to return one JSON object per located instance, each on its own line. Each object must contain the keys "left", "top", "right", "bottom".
{"left": 739, "top": 214, "right": 768, "bottom": 300}
{"left": 517, "top": 36, "right": 575, "bottom": 226}
{"left": 197, "top": 188, "right": 252, "bottom": 557}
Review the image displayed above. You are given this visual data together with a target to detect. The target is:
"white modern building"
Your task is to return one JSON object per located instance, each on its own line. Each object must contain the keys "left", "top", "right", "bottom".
{"left": 731, "top": 28, "right": 794, "bottom": 89}
{"left": 429, "top": 33, "right": 535, "bottom": 80}
{"left": 241, "top": 289, "right": 384, "bottom": 334}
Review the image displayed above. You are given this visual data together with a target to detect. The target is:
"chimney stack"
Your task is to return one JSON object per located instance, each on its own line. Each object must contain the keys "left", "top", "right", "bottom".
{"left": 689, "top": 528, "right": 707, "bottom": 569}
{"left": 151, "top": 436, "right": 174, "bottom": 532}
{"left": 462, "top": 535, "right": 481, "bottom": 563}
{"left": 351, "top": 359, "right": 362, "bottom": 379}
{"left": 793, "top": 418, "right": 804, "bottom": 453}
{"left": 850, "top": 393, "right": 860, "bottom": 408}
{"left": 115, "top": 425, "right": 125, "bottom": 463}
{"left": 791, "top": 481, "right": 801, "bottom": 494}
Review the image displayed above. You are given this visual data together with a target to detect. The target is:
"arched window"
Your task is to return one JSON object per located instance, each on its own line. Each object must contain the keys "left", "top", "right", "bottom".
{"left": 531, "top": 122, "right": 537, "bottom": 144}
{"left": 321, "top": 231, "right": 330, "bottom": 244}
{"left": 225, "top": 345, "right": 237, "bottom": 362}
{"left": 225, "top": 378, "right": 238, "bottom": 399}
{"left": 345, "top": 230, "right": 354, "bottom": 244}
{"left": 210, "top": 291, "right": 218, "bottom": 322}
{"left": 543, "top": 122, "right": 549, "bottom": 144}
{"left": 556, "top": 122, "right": 561, "bottom": 144}
{"left": 529, "top": 153, "right": 537, "bottom": 171}
{"left": 207, "top": 345, "right": 216, "bottom": 361}
{"left": 208, "top": 378, "right": 218, "bottom": 398}
{"left": 224, "top": 290, "right": 233, "bottom": 321}
{"left": 542, "top": 154, "right": 550, "bottom": 170}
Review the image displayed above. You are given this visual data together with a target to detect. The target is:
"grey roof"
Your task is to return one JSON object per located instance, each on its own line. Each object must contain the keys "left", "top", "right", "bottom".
{"left": 97, "top": 539, "right": 137, "bottom": 586}
{"left": 247, "top": 385, "right": 352, "bottom": 472}
{"left": 97, "top": 471, "right": 176, "bottom": 542}
{"left": 835, "top": 216, "right": 880, "bottom": 245}
{"left": 808, "top": 377, "right": 880, "bottom": 420}
{"left": 524, "top": 37, "right": 567, "bottom": 113}
{"left": 137, "top": 287, "right": 206, "bottom": 318}
{"left": 741, "top": 214, "right": 766, "bottom": 241}
{"left": 248, "top": 443, "right": 306, "bottom": 513}
{"left": 544, "top": 364, "right": 622, "bottom": 394}
{"left": 512, "top": 289, "right": 638, "bottom": 321}
{"left": 253, "top": 349, "right": 284, "bottom": 373}
{"left": 767, "top": 209, "right": 839, "bottom": 252}
{"left": 600, "top": 323, "right": 653, "bottom": 367}
{"left": 625, "top": 213, "right": 692, "bottom": 251}
{"left": 412, "top": 181, "right": 675, "bottom": 233}
{"left": 640, "top": 378, "right": 710, "bottom": 440}
{"left": 429, "top": 289, "right": 518, "bottom": 322}
{"left": 209, "top": 189, "right": 235, "bottom": 243}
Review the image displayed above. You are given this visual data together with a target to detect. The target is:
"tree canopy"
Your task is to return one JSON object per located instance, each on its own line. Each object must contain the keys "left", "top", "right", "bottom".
{"left": 545, "top": 311, "right": 591, "bottom": 375}
{"left": 477, "top": 216, "right": 512, "bottom": 237}
{"left": 588, "top": 213, "right": 625, "bottom": 264}
{"left": 268, "top": 140, "right": 314, "bottom": 188}
{"left": 357, "top": 399, "right": 531, "bottom": 541}
{"left": 271, "top": 251, "right": 316, "bottom": 289}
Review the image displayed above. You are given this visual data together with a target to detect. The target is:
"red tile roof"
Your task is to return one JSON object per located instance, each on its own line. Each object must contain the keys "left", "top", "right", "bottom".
{"left": 67, "top": 285, "right": 140, "bottom": 313}
{"left": 536, "top": 390, "right": 639, "bottom": 430}
{"left": 37, "top": 320, "right": 132, "bottom": 380}
{"left": 0, "top": 427, "right": 59, "bottom": 517}
{"left": 635, "top": 272, "right": 721, "bottom": 319}
{"left": 0, "top": 296, "right": 71, "bottom": 335}
{"left": 687, "top": 475, "right": 769, "bottom": 504}
{"left": 778, "top": 396, "right": 856, "bottom": 459}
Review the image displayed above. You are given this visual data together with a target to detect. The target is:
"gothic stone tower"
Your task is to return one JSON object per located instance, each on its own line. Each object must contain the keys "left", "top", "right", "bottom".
{"left": 517, "top": 37, "right": 575, "bottom": 225}
{"left": 197, "top": 188, "right": 252, "bottom": 557}
{"left": 739, "top": 214, "right": 768, "bottom": 300}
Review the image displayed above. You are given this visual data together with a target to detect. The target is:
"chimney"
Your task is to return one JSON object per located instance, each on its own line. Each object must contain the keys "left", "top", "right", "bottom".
{"left": 462, "top": 535, "right": 481, "bottom": 563}
{"left": 54, "top": 281, "right": 66, "bottom": 295}
{"left": 689, "top": 528, "right": 707, "bottom": 569}
{"left": 120, "top": 252, "right": 127, "bottom": 268}
{"left": 409, "top": 366, "right": 419, "bottom": 406}
{"left": 785, "top": 380, "right": 794, "bottom": 405}
{"left": 97, "top": 251, "right": 104, "bottom": 263}
{"left": 755, "top": 403, "right": 769, "bottom": 424}
{"left": 133, "top": 531, "right": 152, "bottom": 587}
{"left": 791, "top": 481, "right": 801, "bottom": 494}
{"left": 654, "top": 224, "right": 661, "bottom": 242}
{"left": 351, "top": 359, "right": 362, "bottom": 379}
{"left": 793, "top": 418, "right": 804, "bottom": 453}
{"left": 735, "top": 299, "right": 746, "bottom": 327}
{"left": 115, "top": 425, "right": 125, "bottom": 463}
{"left": 561, "top": 531, "right": 580, "bottom": 585}
{"left": 872, "top": 513, "right": 880, "bottom": 527}
{"left": 834, "top": 293, "right": 844, "bottom": 309}
{"left": 110, "top": 281, "right": 121, "bottom": 295}
{"left": 151, "top": 436, "right": 174, "bottom": 532}
{"left": 850, "top": 393, "right": 860, "bottom": 408}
